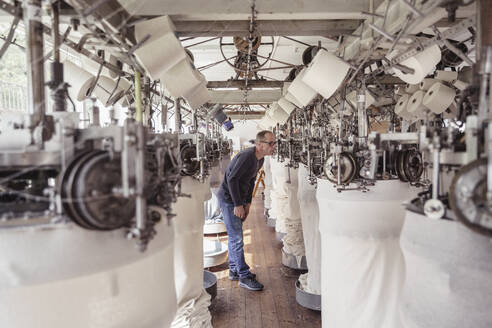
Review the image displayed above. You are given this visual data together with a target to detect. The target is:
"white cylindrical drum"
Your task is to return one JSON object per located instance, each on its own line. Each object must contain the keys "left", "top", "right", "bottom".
{"left": 171, "top": 177, "right": 213, "bottom": 328}
{"left": 281, "top": 164, "right": 305, "bottom": 261}
{"left": 263, "top": 156, "right": 273, "bottom": 210}
{"left": 392, "top": 45, "right": 441, "bottom": 84}
{"left": 405, "top": 84, "right": 419, "bottom": 93}
{"left": 297, "top": 165, "right": 321, "bottom": 295}
{"left": 63, "top": 60, "right": 95, "bottom": 101}
{"left": 269, "top": 158, "right": 289, "bottom": 233}
{"left": 278, "top": 96, "right": 296, "bottom": 115}
{"left": 422, "top": 82, "right": 456, "bottom": 114}
{"left": 434, "top": 70, "right": 458, "bottom": 82}
{"left": 285, "top": 92, "right": 304, "bottom": 109}
{"left": 302, "top": 49, "right": 350, "bottom": 99}
{"left": 287, "top": 68, "right": 318, "bottom": 107}
{"left": 0, "top": 208, "right": 177, "bottom": 328}
{"left": 268, "top": 102, "right": 289, "bottom": 124}
{"left": 395, "top": 94, "right": 413, "bottom": 120}
{"left": 407, "top": 90, "right": 427, "bottom": 120}
{"left": 316, "top": 179, "right": 415, "bottom": 328}
{"left": 184, "top": 82, "right": 211, "bottom": 110}
{"left": 93, "top": 75, "right": 124, "bottom": 106}
{"left": 161, "top": 59, "right": 203, "bottom": 99}
{"left": 400, "top": 210, "right": 492, "bottom": 328}
{"left": 135, "top": 16, "right": 187, "bottom": 81}
{"left": 419, "top": 78, "right": 439, "bottom": 91}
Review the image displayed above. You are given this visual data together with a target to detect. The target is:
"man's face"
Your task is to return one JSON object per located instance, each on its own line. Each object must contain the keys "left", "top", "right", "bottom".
{"left": 258, "top": 132, "right": 276, "bottom": 156}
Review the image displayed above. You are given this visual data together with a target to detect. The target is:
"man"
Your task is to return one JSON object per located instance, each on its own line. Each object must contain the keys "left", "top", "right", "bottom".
{"left": 217, "top": 130, "right": 276, "bottom": 291}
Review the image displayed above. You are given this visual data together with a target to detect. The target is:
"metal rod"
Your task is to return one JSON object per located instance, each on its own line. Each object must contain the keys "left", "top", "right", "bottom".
{"left": 478, "top": 46, "right": 491, "bottom": 123}
{"left": 197, "top": 55, "right": 237, "bottom": 71}
{"left": 367, "top": 22, "right": 395, "bottom": 41}
{"left": 51, "top": 3, "right": 60, "bottom": 62}
{"left": 440, "top": 33, "right": 474, "bottom": 66}
{"left": 24, "top": 0, "right": 45, "bottom": 127}
{"left": 184, "top": 36, "right": 221, "bottom": 49}
{"left": 399, "top": 0, "right": 424, "bottom": 17}
{"left": 135, "top": 123, "right": 147, "bottom": 241}
{"left": 361, "top": 11, "right": 384, "bottom": 18}
{"left": 175, "top": 98, "right": 182, "bottom": 132}
{"left": 432, "top": 135, "right": 440, "bottom": 200}
{"left": 487, "top": 121, "right": 492, "bottom": 202}
{"left": 281, "top": 36, "right": 312, "bottom": 47}
{"left": 357, "top": 83, "right": 367, "bottom": 145}
{"left": 135, "top": 69, "right": 143, "bottom": 123}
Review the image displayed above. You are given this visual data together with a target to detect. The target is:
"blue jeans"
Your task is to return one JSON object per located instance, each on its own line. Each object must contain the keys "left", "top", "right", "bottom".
{"left": 219, "top": 200, "right": 251, "bottom": 278}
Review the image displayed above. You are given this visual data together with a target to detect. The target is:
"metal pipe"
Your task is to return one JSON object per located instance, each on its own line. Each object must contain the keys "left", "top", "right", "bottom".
{"left": 175, "top": 98, "right": 182, "bottom": 132}
{"left": 487, "top": 121, "right": 492, "bottom": 202}
{"left": 357, "top": 84, "right": 367, "bottom": 145}
{"left": 432, "top": 135, "right": 440, "bottom": 200}
{"left": 134, "top": 69, "right": 142, "bottom": 123}
{"left": 367, "top": 23, "right": 395, "bottom": 41}
{"left": 24, "top": 0, "right": 45, "bottom": 126}
{"left": 51, "top": 3, "right": 60, "bottom": 63}
{"left": 478, "top": 46, "right": 491, "bottom": 123}
{"left": 399, "top": 0, "right": 424, "bottom": 18}
{"left": 382, "top": 150, "right": 386, "bottom": 177}
{"left": 135, "top": 123, "right": 147, "bottom": 243}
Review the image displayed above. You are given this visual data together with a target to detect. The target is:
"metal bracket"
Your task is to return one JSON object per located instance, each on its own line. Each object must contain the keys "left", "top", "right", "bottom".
{"left": 0, "top": 16, "right": 20, "bottom": 59}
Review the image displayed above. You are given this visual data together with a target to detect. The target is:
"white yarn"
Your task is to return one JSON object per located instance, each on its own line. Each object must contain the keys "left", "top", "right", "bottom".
{"left": 171, "top": 289, "right": 212, "bottom": 328}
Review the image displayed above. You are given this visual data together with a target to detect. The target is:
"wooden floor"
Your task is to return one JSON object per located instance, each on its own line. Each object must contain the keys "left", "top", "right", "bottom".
{"left": 208, "top": 193, "right": 321, "bottom": 328}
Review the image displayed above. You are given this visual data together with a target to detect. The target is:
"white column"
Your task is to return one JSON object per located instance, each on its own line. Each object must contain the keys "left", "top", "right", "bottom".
{"left": 316, "top": 179, "right": 415, "bottom": 328}
{"left": 282, "top": 164, "right": 305, "bottom": 260}
{"left": 0, "top": 211, "right": 176, "bottom": 328}
{"left": 269, "top": 158, "right": 289, "bottom": 233}
{"left": 263, "top": 156, "right": 273, "bottom": 210}
{"left": 171, "top": 176, "right": 213, "bottom": 328}
{"left": 297, "top": 165, "right": 321, "bottom": 294}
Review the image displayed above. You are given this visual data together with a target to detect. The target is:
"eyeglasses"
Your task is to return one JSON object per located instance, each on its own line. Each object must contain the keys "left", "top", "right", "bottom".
{"left": 260, "top": 141, "right": 276, "bottom": 146}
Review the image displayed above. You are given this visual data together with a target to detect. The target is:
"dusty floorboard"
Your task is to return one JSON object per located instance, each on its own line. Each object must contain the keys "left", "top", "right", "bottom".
{"left": 208, "top": 193, "right": 321, "bottom": 328}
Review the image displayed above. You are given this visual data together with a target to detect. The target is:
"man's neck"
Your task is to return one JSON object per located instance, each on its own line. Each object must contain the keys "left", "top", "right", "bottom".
{"left": 255, "top": 148, "right": 264, "bottom": 160}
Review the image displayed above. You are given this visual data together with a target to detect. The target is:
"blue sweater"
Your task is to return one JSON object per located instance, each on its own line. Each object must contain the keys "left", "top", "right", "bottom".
{"left": 218, "top": 147, "right": 264, "bottom": 206}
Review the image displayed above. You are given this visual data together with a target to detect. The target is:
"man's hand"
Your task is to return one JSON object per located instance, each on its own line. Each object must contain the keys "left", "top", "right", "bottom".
{"left": 244, "top": 203, "right": 251, "bottom": 219}
{"left": 234, "top": 205, "right": 246, "bottom": 220}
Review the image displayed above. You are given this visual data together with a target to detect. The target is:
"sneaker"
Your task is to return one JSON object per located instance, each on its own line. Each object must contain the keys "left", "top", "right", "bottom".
{"left": 229, "top": 271, "right": 256, "bottom": 281}
{"left": 238, "top": 277, "right": 264, "bottom": 291}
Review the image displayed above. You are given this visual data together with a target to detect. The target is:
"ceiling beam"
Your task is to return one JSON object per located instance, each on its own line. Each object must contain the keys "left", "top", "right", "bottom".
{"left": 210, "top": 90, "right": 281, "bottom": 105}
{"left": 118, "top": 0, "right": 377, "bottom": 18}
{"left": 226, "top": 111, "right": 265, "bottom": 120}
{"left": 173, "top": 19, "right": 360, "bottom": 37}
{"left": 207, "top": 80, "right": 284, "bottom": 89}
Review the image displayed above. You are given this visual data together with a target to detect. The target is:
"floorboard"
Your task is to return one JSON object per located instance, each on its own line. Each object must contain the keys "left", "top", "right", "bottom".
{"left": 209, "top": 191, "right": 321, "bottom": 327}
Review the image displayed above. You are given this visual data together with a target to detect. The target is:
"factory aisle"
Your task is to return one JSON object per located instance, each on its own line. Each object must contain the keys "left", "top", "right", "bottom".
{"left": 209, "top": 192, "right": 321, "bottom": 327}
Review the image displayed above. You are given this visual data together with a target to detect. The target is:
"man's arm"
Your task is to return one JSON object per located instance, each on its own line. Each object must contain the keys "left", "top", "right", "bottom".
{"left": 243, "top": 172, "right": 258, "bottom": 219}
{"left": 227, "top": 153, "right": 249, "bottom": 207}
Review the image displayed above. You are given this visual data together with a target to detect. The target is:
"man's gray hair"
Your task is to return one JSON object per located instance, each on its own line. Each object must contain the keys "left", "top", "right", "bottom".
{"left": 256, "top": 130, "right": 273, "bottom": 144}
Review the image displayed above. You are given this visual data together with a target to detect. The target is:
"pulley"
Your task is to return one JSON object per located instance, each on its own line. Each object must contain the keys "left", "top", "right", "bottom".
{"left": 323, "top": 152, "right": 357, "bottom": 184}
{"left": 180, "top": 142, "right": 201, "bottom": 176}
{"left": 60, "top": 150, "right": 135, "bottom": 230}
{"left": 449, "top": 158, "right": 492, "bottom": 236}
